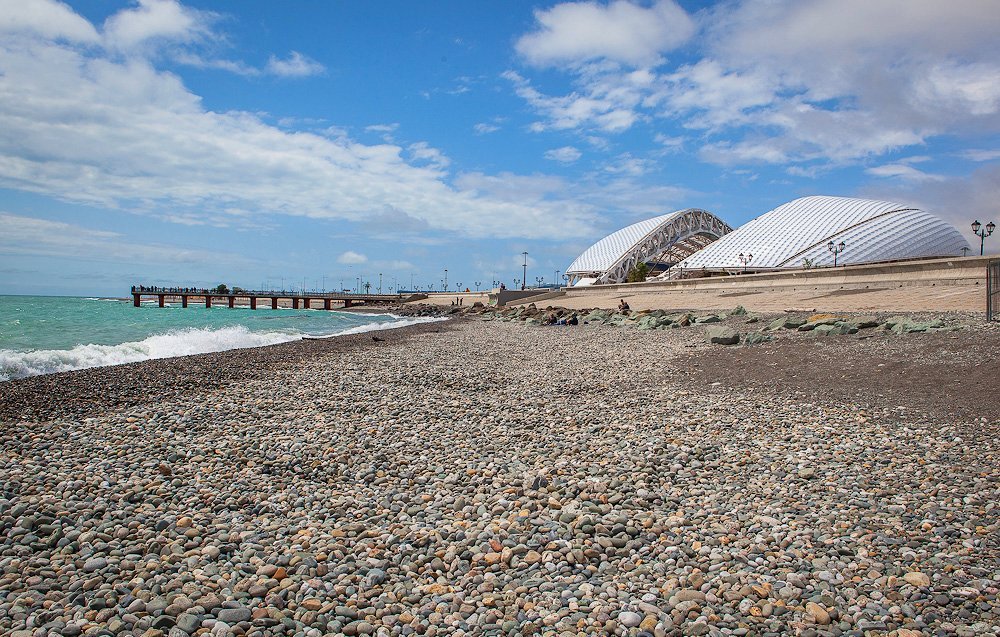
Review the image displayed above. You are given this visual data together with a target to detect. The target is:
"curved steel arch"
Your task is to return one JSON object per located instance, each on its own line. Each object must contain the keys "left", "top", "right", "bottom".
{"left": 570, "top": 209, "right": 732, "bottom": 285}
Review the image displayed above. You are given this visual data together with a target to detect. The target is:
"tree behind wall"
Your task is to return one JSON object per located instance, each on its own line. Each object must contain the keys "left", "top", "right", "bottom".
{"left": 626, "top": 262, "right": 650, "bottom": 283}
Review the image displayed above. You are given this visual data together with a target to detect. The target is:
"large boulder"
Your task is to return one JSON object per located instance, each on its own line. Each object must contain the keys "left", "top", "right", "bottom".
{"left": 767, "top": 316, "right": 807, "bottom": 331}
{"left": 743, "top": 331, "right": 772, "bottom": 346}
{"left": 706, "top": 325, "right": 740, "bottom": 345}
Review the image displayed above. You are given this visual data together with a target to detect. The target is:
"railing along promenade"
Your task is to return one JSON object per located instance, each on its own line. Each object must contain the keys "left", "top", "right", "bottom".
{"left": 130, "top": 286, "right": 411, "bottom": 310}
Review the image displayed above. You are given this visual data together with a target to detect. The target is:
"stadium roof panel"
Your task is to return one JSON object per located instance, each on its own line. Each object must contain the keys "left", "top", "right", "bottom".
{"left": 565, "top": 209, "right": 732, "bottom": 284}
{"left": 682, "top": 196, "right": 970, "bottom": 269}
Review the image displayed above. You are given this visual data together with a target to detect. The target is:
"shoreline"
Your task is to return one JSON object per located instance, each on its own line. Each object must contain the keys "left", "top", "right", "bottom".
{"left": 0, "top": 318, "right": 456, "bottom": 423}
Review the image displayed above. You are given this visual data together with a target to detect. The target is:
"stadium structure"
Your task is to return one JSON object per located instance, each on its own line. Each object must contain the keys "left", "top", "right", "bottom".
{"left": 564, "top": 208, "right": 733, "bottom": 286}
{"left": 565, "top": 196, "right": 971, "bottom": 285}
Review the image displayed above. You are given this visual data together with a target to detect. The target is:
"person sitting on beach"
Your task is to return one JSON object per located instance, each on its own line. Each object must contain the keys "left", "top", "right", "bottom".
{"left": 618, "top": 299, "right": 630, "bottom": 312}
{"left": 567, "top": 314, "right": 579, "bottom": 325}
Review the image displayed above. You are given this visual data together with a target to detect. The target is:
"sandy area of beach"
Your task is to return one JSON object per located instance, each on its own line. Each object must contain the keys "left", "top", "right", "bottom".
{"left": 1, "top": 316, "right": 997, "bottom": 636}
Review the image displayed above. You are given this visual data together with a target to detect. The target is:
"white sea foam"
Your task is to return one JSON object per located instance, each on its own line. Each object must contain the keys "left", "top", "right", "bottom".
{"left": 321, "top": 316, "right": 448, "bottom": 337}
{"left": 0, "top": 316, "right": 449, "bottom": 381}
{"left": 0, "top": 325, "right": 298, "bottom": 381}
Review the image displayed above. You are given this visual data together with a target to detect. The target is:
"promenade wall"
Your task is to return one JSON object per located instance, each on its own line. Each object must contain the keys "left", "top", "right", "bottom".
{"left": 543, "top": 256, "right": 994, "bottom": 313}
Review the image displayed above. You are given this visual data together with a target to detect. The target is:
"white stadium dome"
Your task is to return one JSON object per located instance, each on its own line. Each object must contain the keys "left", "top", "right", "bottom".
{"left": 681, "top": 196, "right": 971, "bottom": 270}
{"left": 565, "top": 208, "right": 732, "bottom": 285}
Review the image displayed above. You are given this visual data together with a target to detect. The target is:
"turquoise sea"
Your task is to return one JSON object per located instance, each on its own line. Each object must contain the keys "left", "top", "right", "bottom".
{"left": 0, "top": 295, "right": 444, "bottom": 381}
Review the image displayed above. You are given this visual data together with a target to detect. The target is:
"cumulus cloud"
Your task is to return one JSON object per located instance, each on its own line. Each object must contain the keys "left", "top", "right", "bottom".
{"left": 0, "top": 0, "right": 99, "bottom": 43}
{"left": 516, "top": 0, "right": 694, "bottom": 67}
{"left": 544, "top": 146, "right": 582, "bottom": 163}
{"left": 337, "top": 251, "right": 368, "bottom": 265}
{"left": 0, "top": 2, "right": 601, "bottom": 240}
{"left": 265, "top": 51, "right": 325, "bottom": 77}
{"left": 508, "top": 0, "right": 1000, "bottom": 167}
{"left": 102, "top": 0, "right": 212, "bottom": 51}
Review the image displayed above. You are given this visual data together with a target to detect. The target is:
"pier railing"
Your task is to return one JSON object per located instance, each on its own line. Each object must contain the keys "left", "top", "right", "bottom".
{"left": 130, "top": 286, "right": 415, "bottom": 309}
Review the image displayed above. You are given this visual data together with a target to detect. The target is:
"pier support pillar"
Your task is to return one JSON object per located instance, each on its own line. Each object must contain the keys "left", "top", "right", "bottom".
{"left": 158, "top": 295, "right": 165, "bottom": 308}
{"left": 250, "top": 297, "right": 257, "bottom": 310}
{"left": 133, "top": 294, "right": 141, "bottom": 307}
{"left": 324, "top": 299, "right": 331, "bottom": 310}
{"left": 182, "top": 296, "right": 188, "bottom": 308}
{"left": 271, "top": 297, "right": 278, "bottom": 310}
{"left": 228, "top": 296, "right": 235, "bottom": 309}
{"left": 293, "top": 298, "right": 299, "bottom": 309}
{"left": 206, "top": 296, "right": 212, "bottom": 308}
{"left": 344, "top": 299, "right": 352, "bottom": 308}
{"left": 303, "top": 298, "right": 311, "bottom": 309}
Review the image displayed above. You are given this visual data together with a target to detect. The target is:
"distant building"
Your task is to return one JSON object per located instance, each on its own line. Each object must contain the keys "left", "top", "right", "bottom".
{"left": 565, "top": 196, "right": 971, "bottom": 285}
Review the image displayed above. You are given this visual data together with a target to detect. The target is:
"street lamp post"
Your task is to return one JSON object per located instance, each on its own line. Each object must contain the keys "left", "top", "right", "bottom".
{"left": 521, "top": 252, "right": 528, "bottom": 290}
{"left": 562, "top": 273, "right": 569, "bottom": 287}
{"left": 972, "top": 219, "right": 996, "bottom": 256}
{"left": 738, "top": 252, "right": 753, "bottom": 274}
{"left": 475, "top": 281, "right": 481, "bottom": 291}
{"left": 827, "top": 240, "right": 846, "bottom": 266}
{"left": 555, "top": 270, "right": 560, "bottom": 286}
{"left": 378, "top": 273, "right": 382, "bottom": 295}
{"left": 514, "top": 278, "right": 520, "bottom": 290}
{"left": 444, "top": 269, "right": 448, "bottom": 292}
{"left": 535, "top": 276, "right": 543, "bottom": 288}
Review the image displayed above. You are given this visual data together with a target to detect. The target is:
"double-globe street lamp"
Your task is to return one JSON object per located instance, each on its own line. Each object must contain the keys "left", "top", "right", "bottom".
{"left": 738, "top": 252, "right": 753, "bottom": 274}
{"left": 827, "top": 240, "right": 846, "bottom": 266}
{"left": 972, "top": 219, "right": 996, "bottom": 255}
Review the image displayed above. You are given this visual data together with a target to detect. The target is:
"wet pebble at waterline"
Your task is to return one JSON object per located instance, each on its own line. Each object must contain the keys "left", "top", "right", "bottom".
{"left": 1, "top": 320, "right": 998, "bottom": 637}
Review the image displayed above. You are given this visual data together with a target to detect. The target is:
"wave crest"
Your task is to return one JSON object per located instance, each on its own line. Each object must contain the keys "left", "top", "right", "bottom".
{"left": 0, "top": 325, "right": 298, "bottom": 381}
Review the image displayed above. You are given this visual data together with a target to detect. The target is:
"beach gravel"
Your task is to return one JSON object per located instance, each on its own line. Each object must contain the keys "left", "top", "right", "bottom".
{"left": 1, "top": 317, "right": 998, "bottom": 636}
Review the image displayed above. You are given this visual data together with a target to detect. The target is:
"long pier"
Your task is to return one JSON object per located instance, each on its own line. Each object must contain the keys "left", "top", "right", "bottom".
{"left": 131, "top": 286, "right": 413, "bottom": 310}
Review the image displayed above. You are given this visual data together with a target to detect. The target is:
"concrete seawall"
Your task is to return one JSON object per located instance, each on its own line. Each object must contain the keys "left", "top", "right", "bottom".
{"left": 535, "top": 256, "right": 994, "bottom": 313}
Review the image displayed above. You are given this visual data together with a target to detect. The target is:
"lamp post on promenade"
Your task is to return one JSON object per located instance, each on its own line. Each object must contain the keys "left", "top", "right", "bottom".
{"left": 738, "top": 253, "right": 753, "bottom": 274}
{"left": 535, "top": 276, "right": 543, "bottom": 288}
{"left": 972, "top": 220, "right": 996, "bottom": 255}
{"left": 827, "top": 240, "right": 846, "bottom": 266}
{"left": 562, "top": 273, "right": 569, "bottom": 287}
{"left": 521, "top": 252, "right": 528, "bottom": 290}
{"left": 475, "top": 281, "right": 481, "bottom": 291}
{"left": 514, "top": 278, "right": 520, "bottom": 290}
{"left": 555, "top": 270, "right": 560, "bottom": 286}
{"left": 378, "top": 273, "right": 383, "bottom": 294}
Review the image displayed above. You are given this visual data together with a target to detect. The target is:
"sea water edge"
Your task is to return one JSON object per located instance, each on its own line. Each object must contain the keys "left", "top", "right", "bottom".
{"left": 0, "top": 295, "right": 445, "bottom": 381}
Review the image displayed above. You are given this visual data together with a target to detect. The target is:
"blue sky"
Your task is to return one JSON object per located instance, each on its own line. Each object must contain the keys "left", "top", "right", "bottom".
{"left": 1, "top": 0, "right": 999, "bottom": 296}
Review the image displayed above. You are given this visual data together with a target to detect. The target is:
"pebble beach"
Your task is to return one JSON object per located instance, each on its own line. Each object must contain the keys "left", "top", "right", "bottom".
{"left": 1, "top": 316, "right": 998, "bottom": 637}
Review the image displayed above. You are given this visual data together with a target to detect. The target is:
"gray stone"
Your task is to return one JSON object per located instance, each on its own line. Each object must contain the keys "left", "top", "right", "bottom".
{"left": 618, "top": 612, "right": 642, "bottom": 628}
{"left": 216, "top": 608, "right": 251, "bottom": 624}
{"left": 175, "top": 612, "right": 202, "bottom": 634}
{"left": 706, "top": 325, "right": 740, "bottom": 345}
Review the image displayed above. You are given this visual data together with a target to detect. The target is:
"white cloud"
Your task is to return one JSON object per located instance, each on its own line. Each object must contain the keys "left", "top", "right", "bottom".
{"left": 408, "top": 142, "right": 450, "bottom": 169}
{"left": 0, "top": 4, "right": 600, "bottom": 241}
{"left": 103, "top": 0, "right": 212, "bottom": 51}
{"left": 474, "top": 122, "right": 500, "bottom": 134}
{"left": 865, "top": 163, "right": 943, "bottom": 182}
{"left": 365, "top": 123, "right": 399, "bottom": 133}
{"left": 0, "top": 212, "right": 247, "bottom": 264}
{"left": 0, "top": 0, "right": 99, "bottom": 43}
{"left": 508, "top": 0, "right": 1000, "bottom": 167}
{"left": 544, "top": 146, "right": 582, "bottom": 163}
{"left": 265, "top": 51, "right": 325, "bottom": 78}
{"left": 959, "top": 149, "right": 1000, "bottom": 162}
{"left": 337, "top": 251, "right": 368, "bottom": 265}
{"left": 516, "top": 0, "right": 694, "bottom": 67}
